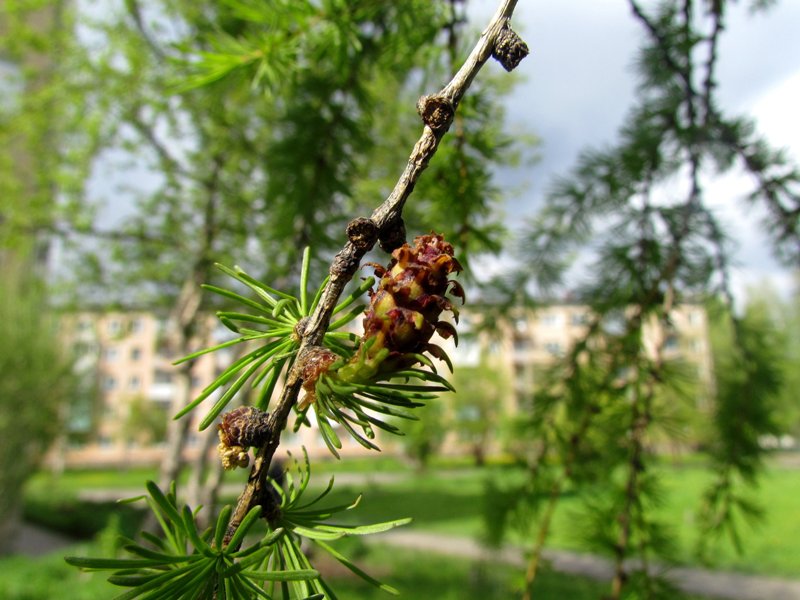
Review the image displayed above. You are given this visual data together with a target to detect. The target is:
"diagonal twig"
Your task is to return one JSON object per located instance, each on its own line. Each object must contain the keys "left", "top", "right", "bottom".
{"left": 221, "top": 0, "right": 527, "bottom": 546}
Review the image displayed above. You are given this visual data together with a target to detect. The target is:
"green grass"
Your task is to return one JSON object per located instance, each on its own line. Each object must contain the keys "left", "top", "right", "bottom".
{"left": 285, "top": 460, "right": 800, "bottom": 578}
{"left": 320, "top": 543, "right": 612, "bottom": 599}
{"left": 0, "top": 544, "right": 117, "bottom": 600}
{"left": 0, "top": 540, "right": 647, "bottom": 600}
{"left": 25, "top": 467, "right": 159, "bottom": 498}
{"left": 20, "top": 457, "right": 800, "bottom": 579}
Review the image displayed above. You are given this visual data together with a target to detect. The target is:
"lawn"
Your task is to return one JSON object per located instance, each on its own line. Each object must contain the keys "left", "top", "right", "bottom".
{"left": 0, "top": 539, "right": 617, "bottom": 600}
{"left": 20, "top": 455, "right": 800, "bottom": 580}
{"left": 295, "top": 459, "right": 800, "bottom": 577}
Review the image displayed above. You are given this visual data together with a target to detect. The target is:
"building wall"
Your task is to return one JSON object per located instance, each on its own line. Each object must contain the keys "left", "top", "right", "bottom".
{"left": 56, "top": 311, "right": 378, "bottom": 467}
{"left": 55, "top": 303, "right": 714, "bottom": 466}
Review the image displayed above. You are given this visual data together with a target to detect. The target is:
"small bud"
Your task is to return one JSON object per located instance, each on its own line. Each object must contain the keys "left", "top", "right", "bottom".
{"left": 219, "top": 406, "right": 271, "bottom": 448}
{"left": 298, "top": 346, "right": 339, "bottom": 409}
{"left": 379, "top": 218, "right": 407, "bottom": 254}
{"left": 416, "top": 94, "right": 455, "bottom": 131}
{"left": 492, "top": 27, "right": 529, "bottom": 72}
{"left": 346, "top": 217, "right": 378, "bottom": 251}
{"left": 218, "top": 437, "right": 250, "bottom": 471}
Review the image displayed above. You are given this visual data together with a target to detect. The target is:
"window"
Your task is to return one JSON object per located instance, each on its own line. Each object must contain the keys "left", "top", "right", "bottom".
{"left": 103, "top": 376, "right": 117, "bottom": 391}
{"left": 129, "top": 318, "right": 144, "bottom": 333}
{"left": 102, "top": 347, "right": 118, "bottom": 362}
{"left": 664, "top": 335, "right": 679, "bottom": 350}
{"left": 571, "top": 312, "right": 588, "bottom": 326}
{"left": 513, "top": 338, "right": 533, "bottom": 352}
{"left": 687, "top": 310, "right": 702, "bottom": 325}
{"left": 544, "top": 342, "right": 563, "bottom": 356}
{"left": 129, "top": 376, "right": 141, "bottom": 391}
{"left": 108, "top": 319, "right": 122, "bottom": 335}
{"left": 154, "top": 370, "right": 173, "bottom": 384}
{"left": 539, "top": 313, "right": 562, "bottom": 327}
{"left": 130, "top": 347, "right": 142, "bottom": 361}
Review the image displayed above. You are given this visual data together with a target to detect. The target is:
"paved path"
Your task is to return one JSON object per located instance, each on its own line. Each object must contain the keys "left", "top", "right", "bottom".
{"left": 373, "top": 530, "right": 800, "bottom": 600}
{"left": 10, "top": 523, "right": 76, "bottom": 556}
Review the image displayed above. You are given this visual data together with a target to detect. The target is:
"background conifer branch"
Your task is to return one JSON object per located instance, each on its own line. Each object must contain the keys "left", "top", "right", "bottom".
{"left": 222, "top": 0, "right": 526, "bottom": 547}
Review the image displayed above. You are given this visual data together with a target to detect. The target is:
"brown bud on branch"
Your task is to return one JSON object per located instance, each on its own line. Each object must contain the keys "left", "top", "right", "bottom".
{"left": 492, "top": 26, "right": 529, "bottom": 72}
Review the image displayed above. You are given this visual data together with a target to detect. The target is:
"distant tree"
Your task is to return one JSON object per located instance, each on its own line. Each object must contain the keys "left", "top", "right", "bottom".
{"left": 449, "top": 362, "right": 508, "bottom": 465}
{"left": 0, "top": 0, "right": 104, "bottom": 266}
{"left": 64, "top": 1, "right": 531, "bottom": 597}
{"left": 0, "top": 260, "right": 77, "bottom": 554}
{"left": 485, "top": 1, "right": 800, "bottom": 598}
{"left": 401, "top": 401, "right": 448, "bottom": 471}
{"left": 696, "top": 293, "right": 786, "bottom": 560}
{"left": 40, "top": 0, "right": 528, "bottom": 513}
{"left": 121, "top": 395, "right": 168, "bottom": 447}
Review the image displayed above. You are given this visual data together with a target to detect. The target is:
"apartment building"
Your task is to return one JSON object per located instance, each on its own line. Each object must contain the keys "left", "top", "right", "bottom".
{"left": 456, "top": 303, "right": 714, "bottom": 413}
{"left": 54, "top": 302, "right": 713, "bottom": 466}
{"left": 57, "top": 311, "right": 378, "bottom": 466}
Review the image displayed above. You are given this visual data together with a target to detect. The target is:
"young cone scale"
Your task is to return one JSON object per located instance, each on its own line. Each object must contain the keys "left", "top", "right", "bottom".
{"left": 305, "top": 232, "right": 464, "bottom": 401}
{"left": 355, "top": 232, "right": 464, "bottom": 374}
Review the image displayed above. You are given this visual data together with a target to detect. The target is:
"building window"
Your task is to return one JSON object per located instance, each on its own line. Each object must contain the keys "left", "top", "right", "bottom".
{"left": 513, "top": 338, "right": 533, "bottom": 352}
{"left": 544, "top": 342, "right": 563, "bottom": 356}
{"left": 664, "top": 335, "right": 679, "bottom": 350}
{"left": 513, "top": 317, "right": 527, "bottom": 333}
{"left": 687, "top": 310, "right": 701, "bottom": 325}
{"left": 103, "top": 376, "right": 117, "bottom": 391}
{"left": 540, "top": 313, "right": 562, "bottom": 327}
{"left": 129, "top": 376, "right": 141, "bottom": 391}
{"left": 108, "top": 319, "right": 122, "bottom": 336}
{"left": 154, "top": 370, "right": 173, "bottom": 384}
{"left": 131, "top": 347, "right": 142, "bottom": 361}
{"left": 78, "top": 318, "right": 93, "bottom": 332}
{"left": 102, "top": 347, "right": 118, "bottom": 362}
{"left": 129, "top": 318, "right": 144, "bottom": 333}
{"left": 571, "top": 312, "right": 588, "bottom": 326}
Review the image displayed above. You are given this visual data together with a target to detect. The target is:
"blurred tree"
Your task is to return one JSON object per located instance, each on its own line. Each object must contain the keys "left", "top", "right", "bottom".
{"left": 47, "top": 0, "right": 454, "bottom": 506}
{"left": 449, "top": 362, "right": 508, "bottom": 465}
{"left": 0, "top": 259, "right": 77, "bottom": 554}
{"left": 14, "top": 0, "right": 528, "bottom": 512}
{"left": 483, "top": 1, "right": 800, "bottom": 598}
{"left": 0, "top": 0, "right": 104, "bottom": 266}
{"left": 400, "top": 400, "right": 447, "bottom": 472}
{"left": 121, "top": 394, "right": 168, "bottom": 447}
{"left": 62, "top": 3, "right": 530, "bottom": 596}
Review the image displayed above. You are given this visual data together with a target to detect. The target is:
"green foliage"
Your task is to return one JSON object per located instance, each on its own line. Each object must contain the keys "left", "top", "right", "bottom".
{"left": 0, "top": 0, "right": 101, "bottom": 262}
{"left": 695, "top": 296, "right": 788, "bottom": 561}
{"left": 399, "top": 400, "right": 447, "bottom": 471}
{"left": 173, "top": 248, "right": 369, "bottom": 428}
{"left": 66, "top": 452, "right": 411, "bottom": 599}
{"left": 0, "top": 261, "right": 77, "bottom": 550}
{"left": 66, "top": 481, "right": 320, "bottom": 599}
{"left": 484, "top": 1, "right": 800, "bottom": 597}
{"left": 448, "top": 363, "right": 508, "bottom": 465}
{"left": 52, "top": 0, "right": 529, "bottom": 597}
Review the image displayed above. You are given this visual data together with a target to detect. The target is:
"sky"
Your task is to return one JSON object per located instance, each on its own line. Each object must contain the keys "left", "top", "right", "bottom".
{"left": 466, "top": 0, "right": 800, "bottom": 303}
{"left": 83, "top": 1, "right": 800, "bottom": 304}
